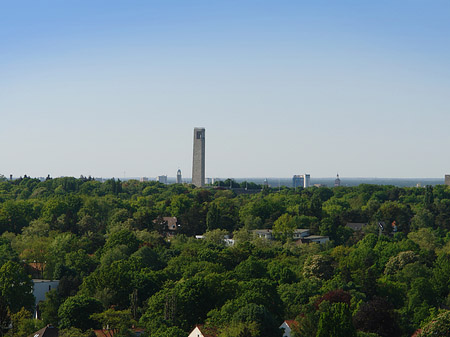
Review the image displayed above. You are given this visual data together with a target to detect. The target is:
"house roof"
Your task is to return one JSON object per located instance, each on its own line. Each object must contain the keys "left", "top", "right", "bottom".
{"left": 28, "top": 326, "right": 59, "bottom": 337}
{"left": 196, "top": 325, "right": 218, "bottom": 337}
{"left": 163, "top": 217, "right": 178, "bottom": 228}
{"left": 94, "top": 330, "right": 114, "bottom": 337}
{"left": 302, "top": 235, "right": 329, "bottom": 240}
{"left": 252, "top": 229, "right": 272, "bottom": 234}
{"left": 284, "top": 320, "right": 298, "bottom": 328}
{"left": 153, "top": 217, "right": 178, "bottom": 230}
{"left": 292, "top": 229, "right": 309, "bottom": 234}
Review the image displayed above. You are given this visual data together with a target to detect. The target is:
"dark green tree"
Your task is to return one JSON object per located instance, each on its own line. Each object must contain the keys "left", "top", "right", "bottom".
{"left": 58, "top": 295, "right": 103, "bottom": 331}
{"left": 0, "top": 261, "right": 34, "bottom": 312}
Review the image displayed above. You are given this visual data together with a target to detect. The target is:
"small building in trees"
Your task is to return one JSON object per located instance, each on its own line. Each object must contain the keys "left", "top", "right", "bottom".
{"left": 253, "top": 229, "right": 323, "bottom": 242}
{"left": 299, "top": 235, "right": 329, "bottom": 244}
{"left": 188, "top": 325, "right": 218, "bottom": 337}
{"left": 27, "top": 325, "right": 59, "bottom": 337}
{"left": 279, "top": 320, "right": 299, "bottom": 337}
{"left": 33, "top": 279, "right": 60, "bottom": 319}
{"left": 152, "top": 217, "right": 179, "bottom": 236}
{"left": 252, "top": 229, "right": 274, "bottom": 239}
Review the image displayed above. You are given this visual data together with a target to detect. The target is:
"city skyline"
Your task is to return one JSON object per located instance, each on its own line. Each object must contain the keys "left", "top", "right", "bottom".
{"left": 1, "top": 1, "right": 450, "bottom": 178}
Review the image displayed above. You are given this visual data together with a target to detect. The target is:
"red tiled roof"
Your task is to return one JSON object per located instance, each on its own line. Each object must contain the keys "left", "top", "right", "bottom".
{"left": 94, "top": 328, "right": 145, "bottom": 337}
{"left": 285, "top": 320, "right": 298, "bottom": 328}
{"left": 197, "top": 324, "right": 219, "bottom": 337}
{"left": 94, "top": 330, "right": 116, "bottom": 337}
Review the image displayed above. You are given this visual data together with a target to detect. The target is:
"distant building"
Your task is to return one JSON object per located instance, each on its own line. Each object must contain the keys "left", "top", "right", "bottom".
{"left": 314, "top": 184, "right": 326, "bottom": 188}
{"left": 205, "top": 177, "right": 212, "bottom": 185}
{"left": 188, "top": 325, "right": 218, "bottom": 337}
{"left": 280, "top": 320, "right": 299, "bottom": 337}
{"left": 140, "top": 177, "right": 148, "bottom": 182}
{"left": 176, "top": 169, "right": 182, "bottom": 184}
{"left": 299, "top": 235, "right": 330, "bottom": 244}
{"left": 303, "top": 174, "right": 311, "bottom": 188}
{"left": 252, "top": 228, "right": 327, "bottom": 243}
{"left": 153, "top": 217, "right": 179, "bottom": 235}
{"left": 292, "top": 175, "right": 304, "bottom": 188}
{"left": 27, "top": 325, "right": 59, "bottom": 337}
{"left": 192, "top": 127, "right": 206, "bottom": 187}
{"left": 252, "top": 229, "right": 273, "bottom": 240}
{"left": 335, "top": 174, "right": 341, "bottom": 187}
{"left": 33, "top": 279, "right": 59, "bottom": 319}
{"left": 94, "top": 328, "right": 145, "bottom": 336}
{"left": 156, "top": 175, "right": 167, "bottom": 184}
{"left": 292, "top": 229, "right": 310, "bottom": 239}
{"left": 445, "top": 175, "right": 450, "bottom": 186}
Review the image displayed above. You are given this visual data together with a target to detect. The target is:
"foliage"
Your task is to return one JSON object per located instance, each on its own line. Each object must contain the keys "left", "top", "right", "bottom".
{"left": 416, "top": 310, "right": 450, "bottom": 337}
{"left": 316, "top": 302, "right": 356, "bottom": 337}
{"left": 0, "top": 261, "right": 34, "bottom": 312}
{"left": 0, "top": 177, "right": 450, "bottom": 334}
{"left": 58, "top": 295, "right": 103, "bottom": 331}
{"left": 353, "top": 297, "right": 401, "bottom": 337}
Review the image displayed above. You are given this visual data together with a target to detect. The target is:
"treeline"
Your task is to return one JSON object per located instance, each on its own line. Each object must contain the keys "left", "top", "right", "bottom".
{"left": 1, "top": 176, "right": 450, "bottom": 336}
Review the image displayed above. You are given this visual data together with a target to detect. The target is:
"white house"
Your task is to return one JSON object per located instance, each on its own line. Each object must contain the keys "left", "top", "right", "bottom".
{"left": 301, "top": 235, "right": 330, "bottom": 244}
{"left": 252, "top": 229, "right": 273, "bottom": 239}
{"left": 279, "top": 320, "right": 298, "bottom": 337}
{"left": 292, "top": 229, "right": 310, "bottom": 239}
{"left": 188, "top": 325, "right": 217, "bottom": 337}
{"left": 32, "top": 279, "right": 59, "bottom": 319}
{"left": 252, "top": 228, "right": 329, "bottom": 244}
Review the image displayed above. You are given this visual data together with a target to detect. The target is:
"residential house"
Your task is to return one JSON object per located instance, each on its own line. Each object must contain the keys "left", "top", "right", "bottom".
{"left": 33, "top": 279, "right": 59, "bottom": 319}
{"left": 94, "top": 328, "right": 145, "bottom": 336}
{"left": 292, "top": 229, "right": 310, "bottom": 239}
{"left": 188, "top": 325, "right": 217, "bottom": 337}
{"left": 152, "top": 216, "right": 179, "bottom": 236}
{"left": 27, "top": 325, "right": 59, "bottom": 337}
{"left": 252, "top": 229, "right": 273, "bottom": 239}
{"left": 253, "top": 228, "right": 328, "bottom": 244}
{"left": 300, "top": 235, "right": 330, "bottom": 244}
{"left": 279, "top": 320, "right": 298, "bottom": 337}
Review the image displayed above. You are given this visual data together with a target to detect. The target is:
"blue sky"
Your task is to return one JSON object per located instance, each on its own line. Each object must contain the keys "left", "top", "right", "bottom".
{"left": 1, "top": 1, "right": 450, "bottom": 179}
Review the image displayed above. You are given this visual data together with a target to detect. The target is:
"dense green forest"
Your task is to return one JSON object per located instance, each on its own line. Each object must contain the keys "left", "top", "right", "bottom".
{"left": 1, "top": 175, "right": 450, "bottom": 336}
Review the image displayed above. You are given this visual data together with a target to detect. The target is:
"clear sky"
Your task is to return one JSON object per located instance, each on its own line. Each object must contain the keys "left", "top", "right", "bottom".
{"left": 1, "top": 0, "right": 450, "bottom": 179}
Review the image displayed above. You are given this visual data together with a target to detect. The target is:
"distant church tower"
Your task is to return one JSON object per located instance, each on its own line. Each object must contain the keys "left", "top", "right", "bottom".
{"left": 176, "top": 169, "right": 182, "bottom": 184}
{"left": 192, "top": 128, "right": 205, "bottom": 187}
{"left": 335, "top": 174, "right": 341, "bottom": 187}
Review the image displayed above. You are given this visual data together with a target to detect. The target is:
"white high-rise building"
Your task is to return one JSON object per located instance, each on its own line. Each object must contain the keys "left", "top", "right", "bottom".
{"left": 176, "top": 169, "right": 182, "bottom": 184}
{"left": 303, "top": 174, "right": 310, "bottom": 188}
{"left": 156, "top": 175, "right": 167, "bottom": 184}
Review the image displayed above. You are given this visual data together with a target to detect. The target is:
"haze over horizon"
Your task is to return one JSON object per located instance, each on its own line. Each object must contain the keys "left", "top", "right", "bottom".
{"left": 1, "top": 1, "right": 450, "bottom": 178}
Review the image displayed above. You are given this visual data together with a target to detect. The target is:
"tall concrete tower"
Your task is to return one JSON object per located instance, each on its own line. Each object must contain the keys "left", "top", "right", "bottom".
{"left": 192, "top": 127, "right": 205, "bottom": 187}
{"left": 176, "top": 169, "right": 182, "bottom": 184}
